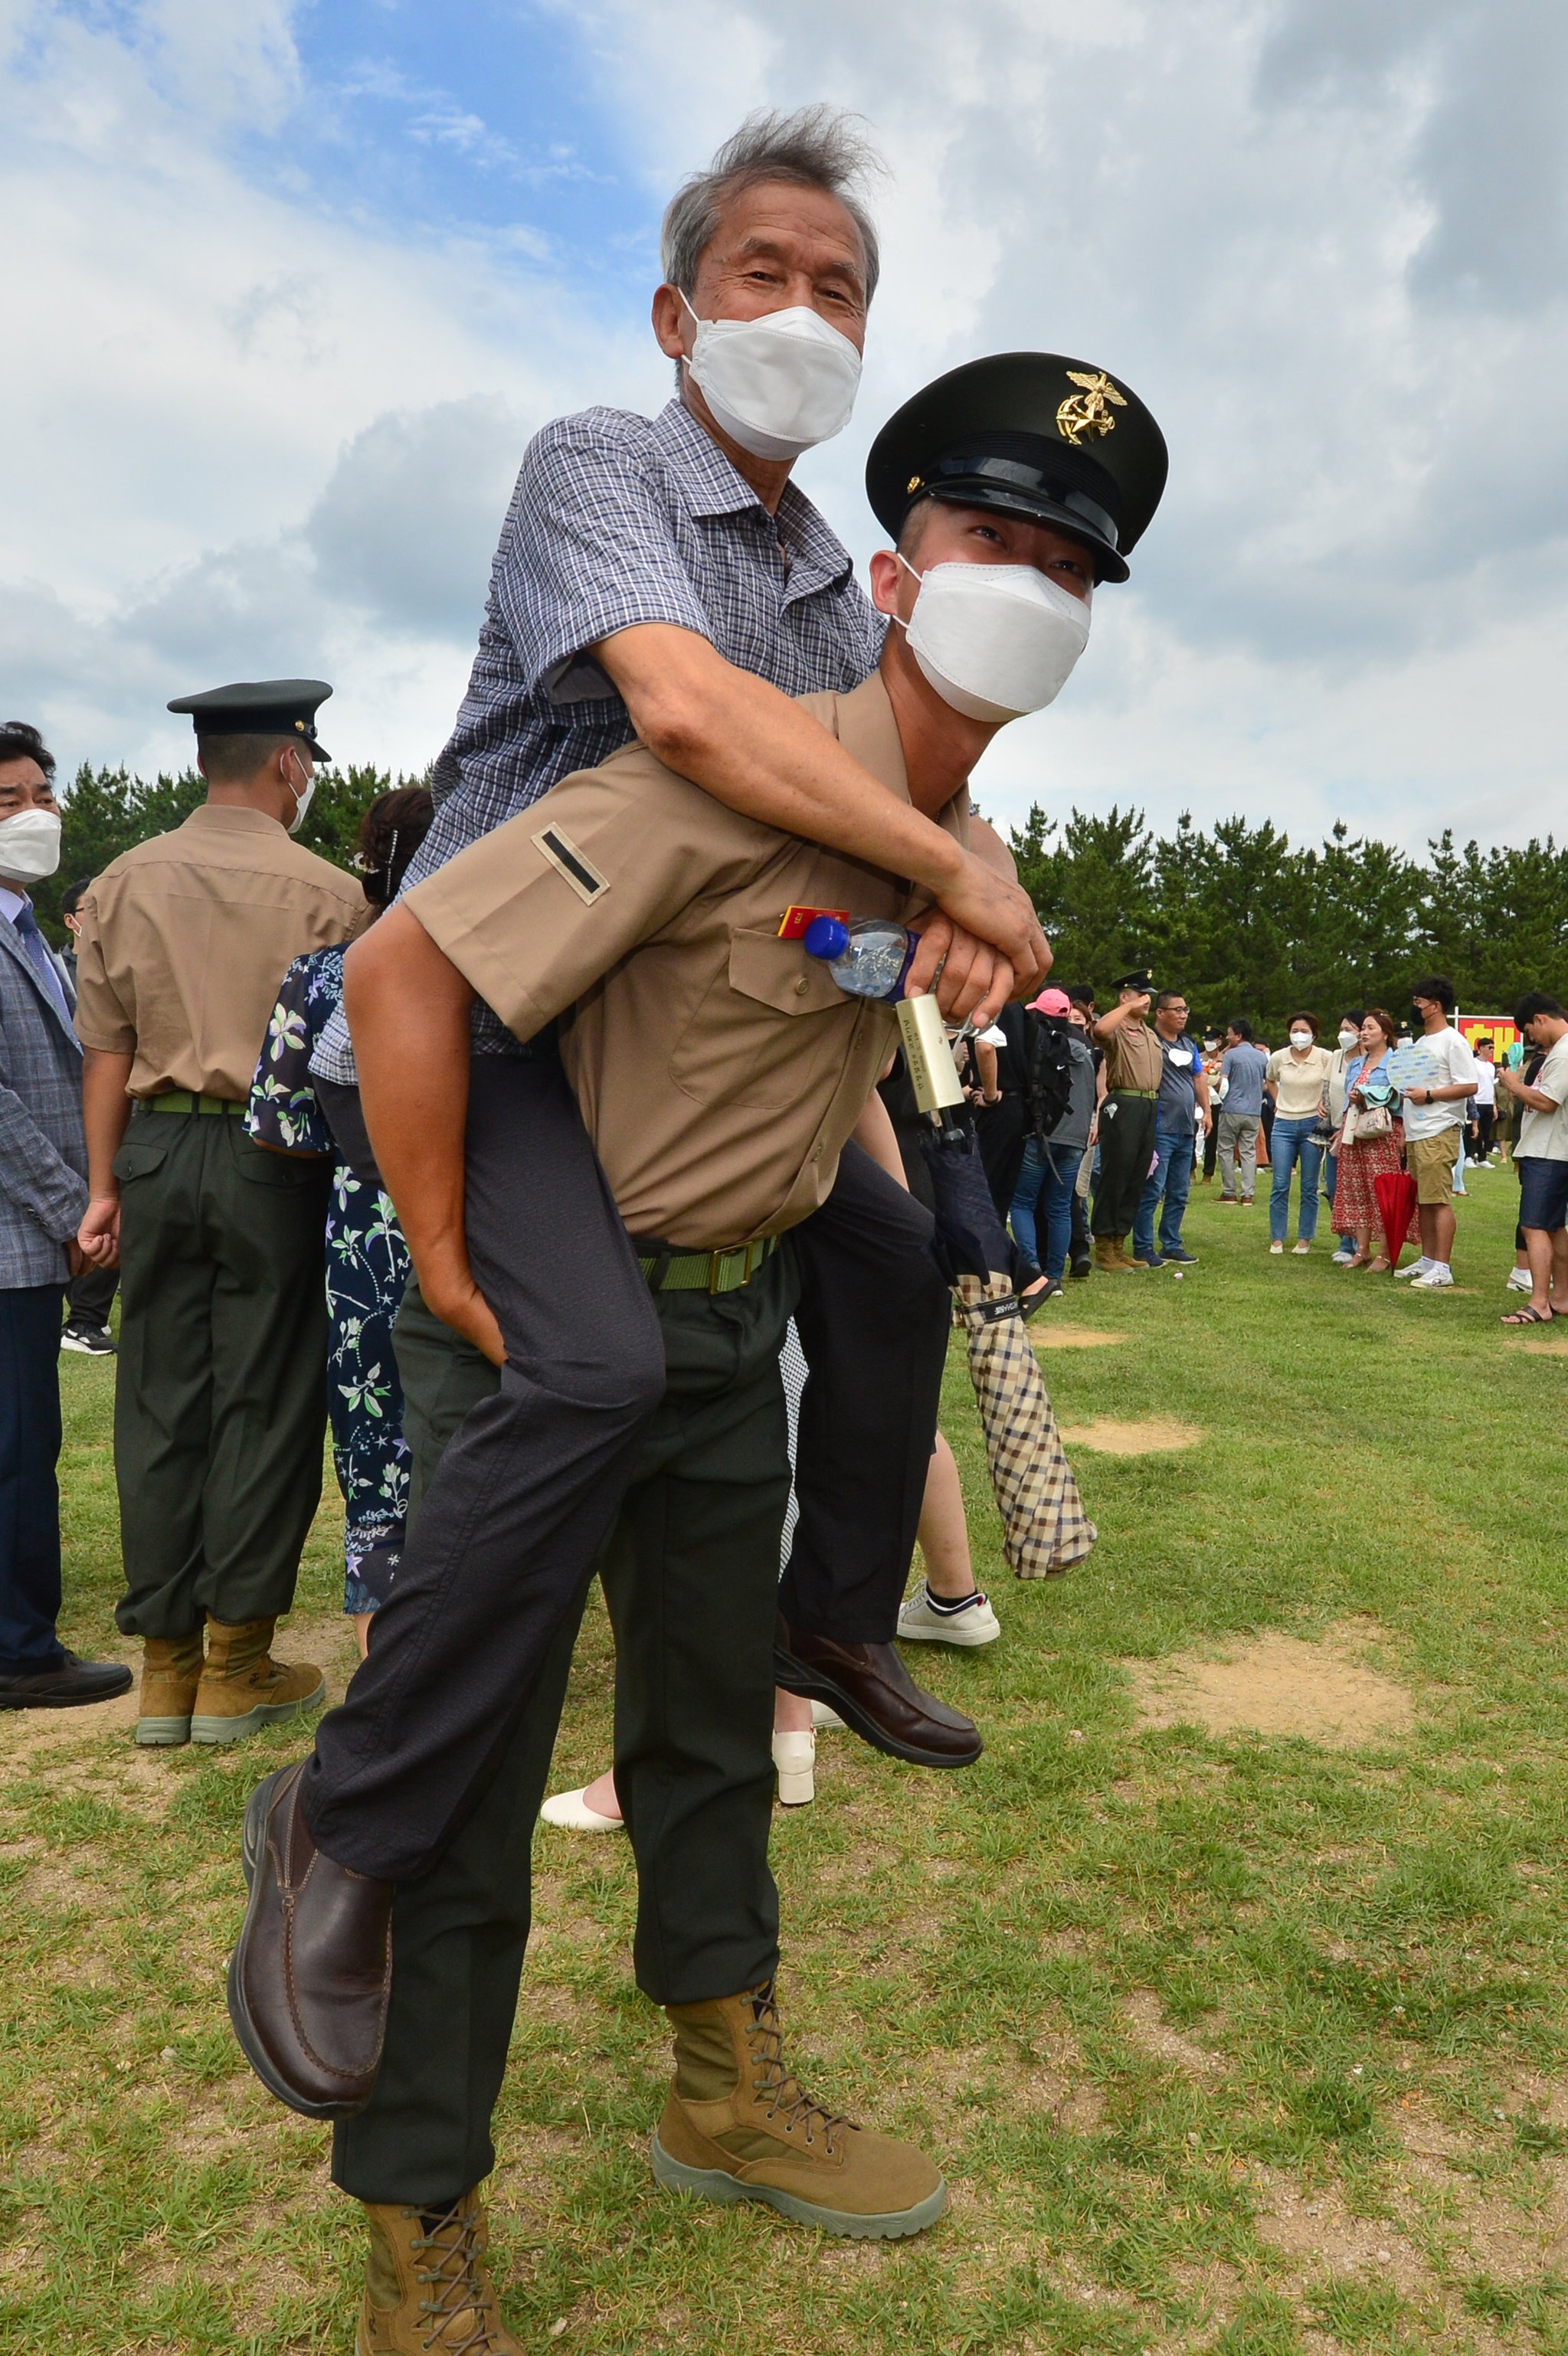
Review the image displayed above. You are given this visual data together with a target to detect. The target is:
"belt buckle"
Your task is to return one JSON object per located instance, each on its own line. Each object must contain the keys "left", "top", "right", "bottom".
{"left": 708, "top": 1239, "right": 761, "bottom": 1293}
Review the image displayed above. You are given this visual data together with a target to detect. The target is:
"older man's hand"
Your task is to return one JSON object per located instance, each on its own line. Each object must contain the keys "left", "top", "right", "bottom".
{"left": 932, "top": 852, "right": 1050, "bottom": 999}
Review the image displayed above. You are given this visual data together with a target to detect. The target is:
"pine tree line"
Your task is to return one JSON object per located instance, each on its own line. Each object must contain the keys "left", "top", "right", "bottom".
{"left": 38, "top": 764, "right": 1568, "bottom": 1035}
{"left": 1007, "top": 803, "right": 1568, "bottom": 1033}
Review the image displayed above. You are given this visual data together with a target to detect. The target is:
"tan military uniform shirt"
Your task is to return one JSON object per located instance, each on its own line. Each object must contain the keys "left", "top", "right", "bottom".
{"left": 74, "top": 803, "right": 365, "bottom": 1100}
{"left": 1103, "top": 1018, "right": 1164, "bottom": 1093}
{"left": 407, "top": 673, "right": 968, "bottom": 1250}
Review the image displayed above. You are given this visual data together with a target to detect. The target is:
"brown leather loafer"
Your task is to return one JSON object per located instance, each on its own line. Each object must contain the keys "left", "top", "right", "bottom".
{"left": 774, "top": 1615, "right": 982, "bottom": 1769}
{"left": 228, "top": 1760, "right": 393, "bottom": 2119}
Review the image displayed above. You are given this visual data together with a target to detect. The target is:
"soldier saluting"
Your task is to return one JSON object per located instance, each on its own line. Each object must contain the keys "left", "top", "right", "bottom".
{"left": 73, "top": 682, "right": 365, "bottom": 1746}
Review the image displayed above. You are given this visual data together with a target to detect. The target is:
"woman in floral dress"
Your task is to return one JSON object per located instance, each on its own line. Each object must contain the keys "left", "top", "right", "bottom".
{"left": 1332, "top": 1008, "right": 1413, "bottom": 1271}
{"left": 246, "top": 787, "right": 431, "bottom": 1653}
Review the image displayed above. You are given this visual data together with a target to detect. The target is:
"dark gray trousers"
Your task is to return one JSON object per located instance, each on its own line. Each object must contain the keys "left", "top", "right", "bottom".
{"left": 301, "top": 1058, "right": 667, "bottom": 1881}
{"left": 331, "top": 1248, "right": 794, "bottom": 2206}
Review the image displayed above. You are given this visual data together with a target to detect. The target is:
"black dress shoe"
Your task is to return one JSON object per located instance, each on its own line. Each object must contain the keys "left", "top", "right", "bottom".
{"left": 0, "top": 1651, "right": 133, "bottom": 1710}
{"left": 774, "top": 1615, "right": 982, "bottom": 1769}
{"left": 228, "top": 1760, "right": 393, "bottom": 2119}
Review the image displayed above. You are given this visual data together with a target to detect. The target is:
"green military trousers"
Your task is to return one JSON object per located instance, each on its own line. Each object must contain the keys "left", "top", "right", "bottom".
{"left": 112, "top": 1108, "right": 331, "bottom": 1640}
{"left": 332, "top": 1246, "right": 797, "bottom": 2207}
{"left": 1091, "top": 1091, "right": 1159, "bottom": 1238}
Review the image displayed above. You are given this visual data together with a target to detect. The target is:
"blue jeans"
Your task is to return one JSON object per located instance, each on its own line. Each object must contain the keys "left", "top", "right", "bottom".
{"left": 1134, "top": 1128, "right": 1194, "bottom": 1261}
{"left": 1009, "top": 1137, "right": 1080, "bottom": 1283}
{"left": 1269, "top": 1115, "right": 1324, "bottom": 1243}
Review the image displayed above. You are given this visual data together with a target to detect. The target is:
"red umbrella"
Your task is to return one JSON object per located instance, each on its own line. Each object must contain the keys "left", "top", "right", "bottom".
{"left": 1373, "top": 1169, "right": 1419, "bottom": 1268}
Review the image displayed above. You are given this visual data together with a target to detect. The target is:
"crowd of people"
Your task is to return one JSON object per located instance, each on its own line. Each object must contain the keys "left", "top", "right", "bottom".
{"left": 984, "top": 973, "right": 1566, "bottom": 1307}
{"left": 1, "top": 103, "right": 1562, "bottom": 2354}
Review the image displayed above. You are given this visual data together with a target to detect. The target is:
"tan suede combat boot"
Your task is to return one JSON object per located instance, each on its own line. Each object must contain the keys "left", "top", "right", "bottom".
{"left": 652, "top": 1981, "right": 948, "bottom": 2239}
{"left": 136, "top": 1629, "right": 206, "bottom": 1747}
{"left": 1093, "top": 1235, "right": 1133, "bottom": 1272}
{"left": 188, "top": 1618, "right": 325, "bottom": 1746}
{"left": 357, "top": 2194, "right": 522, "bottom": 2355}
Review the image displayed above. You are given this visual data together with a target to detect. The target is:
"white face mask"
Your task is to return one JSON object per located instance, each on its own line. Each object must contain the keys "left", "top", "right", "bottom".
{"left": 1290, "top": 1029, "right": 1314, "bottom": 1050}
{"left": 679, "top": 292, "right": 861, "bottom": 461}
{"left": 1337, "top": 1028, "right": 1359, "bottom": 1049}
{"left": 896, "top": 556, "right": 1092, "bottom": 722}
{"left": 285, "top": 758, "right": 316, "bottom": 837}
{"left": 0, "top": 807, "right": 62, "bottom": 883}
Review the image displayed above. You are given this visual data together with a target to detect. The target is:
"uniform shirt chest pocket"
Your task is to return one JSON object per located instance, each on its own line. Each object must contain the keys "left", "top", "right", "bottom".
{"left": 669, "top": 926, "right": 849, "bottom": 1111}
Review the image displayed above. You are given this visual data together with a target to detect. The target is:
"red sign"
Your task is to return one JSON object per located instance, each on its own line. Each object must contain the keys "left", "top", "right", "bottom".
{"left": 776, "top": 905, "right": 850, "bottom": 941}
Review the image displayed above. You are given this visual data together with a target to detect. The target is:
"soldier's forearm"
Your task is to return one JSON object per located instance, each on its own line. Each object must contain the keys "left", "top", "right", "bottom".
{"left": 344, "top": 910, "right": 505, "bottom": 1366}
{"left": 80, "top": 1049, "right": 135, "bottom": 1199}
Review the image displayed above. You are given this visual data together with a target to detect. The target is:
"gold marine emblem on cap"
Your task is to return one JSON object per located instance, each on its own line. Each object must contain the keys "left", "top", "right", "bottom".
{"left": 1056, "top": 370, "right": 1126, "bottom": 447}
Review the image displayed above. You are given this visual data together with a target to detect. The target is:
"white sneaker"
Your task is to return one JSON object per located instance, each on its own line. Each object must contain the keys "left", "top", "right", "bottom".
{"left": 1268, "top": 1241, "right": 1285, "bottom": 1255}
{"left": 539, "top": 1787, "right": 624, "bottom": 1831}
{"left": 897, "top": 1584, "right": 1002, "bottom": 1648}
{"left": 1394, "top": 1257, "right": 1432, "bottom": 1281}
{"left": 1292, "top": 1241, "right": 1311, "bottom": 1255}
{"left": 810, "top": 1700, "right": 846, "bottom": 1732}
{"left": 1505, "top": 1266, "right": 1533, "bottom": 1293}
{"left": 1331, "top": 1246, "right": 1356, "bottom": 1266}
{"left": 1409, "top": 1264, "right": 1454, "bottom": 1289}
{"left": 772, "top": 1729, "right": 816, "bottom": 1806}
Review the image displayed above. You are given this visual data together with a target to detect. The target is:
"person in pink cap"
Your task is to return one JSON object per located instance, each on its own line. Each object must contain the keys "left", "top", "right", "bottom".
{"left": 1007, "top": 985, "right": 1098, "bottom": 1298}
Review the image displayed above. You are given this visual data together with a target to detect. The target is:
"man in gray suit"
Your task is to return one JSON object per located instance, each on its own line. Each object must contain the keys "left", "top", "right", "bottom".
{"left": 0, "top": 722, "right": 131, "bottom": 1710}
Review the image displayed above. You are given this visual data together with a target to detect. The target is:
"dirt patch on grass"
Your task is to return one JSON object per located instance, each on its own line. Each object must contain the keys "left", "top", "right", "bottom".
{"left": 1128, "top": 1624, "right": 1416, "bottom": 1749}
{"left": 1029, "top": 1324, "right": 1125, "bottom": 1349}
{"left": 1060, "top": 1417, "right": 1202, "bottom": 1455}
{"left": 1120, "top": 1991, "right": 1226, "bottom": 2076}
{"left": 1504, "top": 1334, "right": 1568, "bottom": 1355}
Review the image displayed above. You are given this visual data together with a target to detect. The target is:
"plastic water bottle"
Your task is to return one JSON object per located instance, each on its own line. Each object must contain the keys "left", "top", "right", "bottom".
{"left": 802, "top": 915, "right": 915, "bottom": 1000}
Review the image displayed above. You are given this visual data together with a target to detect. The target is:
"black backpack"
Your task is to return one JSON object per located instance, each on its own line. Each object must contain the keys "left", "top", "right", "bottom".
{"left": 1023, "top": 1012, "right": 1075, "bottom": 1141}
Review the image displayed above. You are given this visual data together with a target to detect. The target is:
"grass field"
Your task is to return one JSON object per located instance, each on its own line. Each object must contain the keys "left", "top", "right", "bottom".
{"left": 5, "top": 1160, "right": 1568, "bottom": 2354}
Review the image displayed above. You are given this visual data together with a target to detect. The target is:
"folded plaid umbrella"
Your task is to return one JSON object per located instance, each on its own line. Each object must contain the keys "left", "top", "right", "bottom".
{"left": 918, "top": 1121, "right": 1095, "bottom": 1576}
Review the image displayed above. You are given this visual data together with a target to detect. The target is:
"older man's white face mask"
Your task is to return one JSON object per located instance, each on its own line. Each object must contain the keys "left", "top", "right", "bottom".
{"left": 679, "top": 293, "right": 862, "bottom": 461}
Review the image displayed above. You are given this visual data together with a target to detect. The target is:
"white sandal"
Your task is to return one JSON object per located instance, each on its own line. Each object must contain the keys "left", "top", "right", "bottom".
{"left": 538, "top": 1786, "right": 624, "bottom": 1832}
{"left": 772, "top": 1730, "right": 816, "bottom": 1807}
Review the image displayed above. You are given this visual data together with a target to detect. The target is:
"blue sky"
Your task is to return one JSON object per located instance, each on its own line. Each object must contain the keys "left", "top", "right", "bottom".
{"left": 286, "top": 2, "right": 652, "bottom": 286}
{"left": 4, "top": 1, "right": 1566, "bottom": 854}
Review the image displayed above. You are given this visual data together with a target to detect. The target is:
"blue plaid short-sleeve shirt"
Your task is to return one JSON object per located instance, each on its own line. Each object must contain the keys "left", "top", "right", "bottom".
{"left": 313, "top": 397, "right": 885, "bottom": 1077}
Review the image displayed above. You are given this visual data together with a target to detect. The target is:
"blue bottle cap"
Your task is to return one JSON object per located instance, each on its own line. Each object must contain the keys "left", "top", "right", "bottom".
{"left": 803, "top": 915, "right": 849, "bottom": 961}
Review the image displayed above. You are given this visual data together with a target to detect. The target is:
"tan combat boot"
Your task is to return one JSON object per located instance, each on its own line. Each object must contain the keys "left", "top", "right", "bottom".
{"left": 653, "top": 1981, "right": 947, "bottom": 2240}
{"left": 188, "top": 1618, "right": 325, "bottom": 1746}
{"left": 136, "top": 1628, "right": 206, "bottom": 1746}
{"left": 1092, "top": 1235, "right": 1128, "bottom": 1272}
{"left": 357, "top": 2194, "right": 523, "bottom": 2355}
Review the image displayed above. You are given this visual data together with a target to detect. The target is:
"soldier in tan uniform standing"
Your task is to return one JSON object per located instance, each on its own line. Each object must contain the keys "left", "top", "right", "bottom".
{"left": 1091, "top": 968, "right": 1166, "bottom": 1270}
{"left": 73, "top": 682, "right": 365, "bottom": 1747}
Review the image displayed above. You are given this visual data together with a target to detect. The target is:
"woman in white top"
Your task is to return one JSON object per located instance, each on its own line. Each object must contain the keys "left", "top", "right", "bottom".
{"left": 1265, "top": 1013, "right": 1334, "bottom": 1254}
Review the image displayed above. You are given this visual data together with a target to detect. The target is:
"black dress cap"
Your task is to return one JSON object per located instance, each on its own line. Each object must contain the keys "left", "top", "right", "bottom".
{"left": 866, "top": 353, "right": 1167, "bottom": 583}
{"left": 168, "top": 679, "right": 332, "bottom": 764}
{"left": 1114, "top": 969, "right": 1156, "bottom": 995}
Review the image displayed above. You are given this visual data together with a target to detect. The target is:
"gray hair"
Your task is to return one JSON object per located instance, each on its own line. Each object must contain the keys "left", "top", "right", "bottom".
{"left": 660, "top": 106, "right": 885, "bottom": 303}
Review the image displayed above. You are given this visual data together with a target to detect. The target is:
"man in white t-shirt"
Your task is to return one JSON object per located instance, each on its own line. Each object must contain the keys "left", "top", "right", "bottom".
{"left": 1396, "top": 976, "right": 1478, "bottom": 1291}
{"left": 1498, "top": 992, "right": 1568, "bottom": 1324}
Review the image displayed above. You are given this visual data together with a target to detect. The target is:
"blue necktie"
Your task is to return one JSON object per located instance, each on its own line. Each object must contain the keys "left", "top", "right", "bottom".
{"left": 11, "top": 902, "right": 71, "bottom": 1026}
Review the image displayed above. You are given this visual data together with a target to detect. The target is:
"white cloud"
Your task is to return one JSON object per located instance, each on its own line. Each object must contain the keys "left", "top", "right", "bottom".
{"left": 4, "top": 0, "right": 1566, "bottom": 856}
{"left": 0, "top": 0, "right": 671, "bottom": 777}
